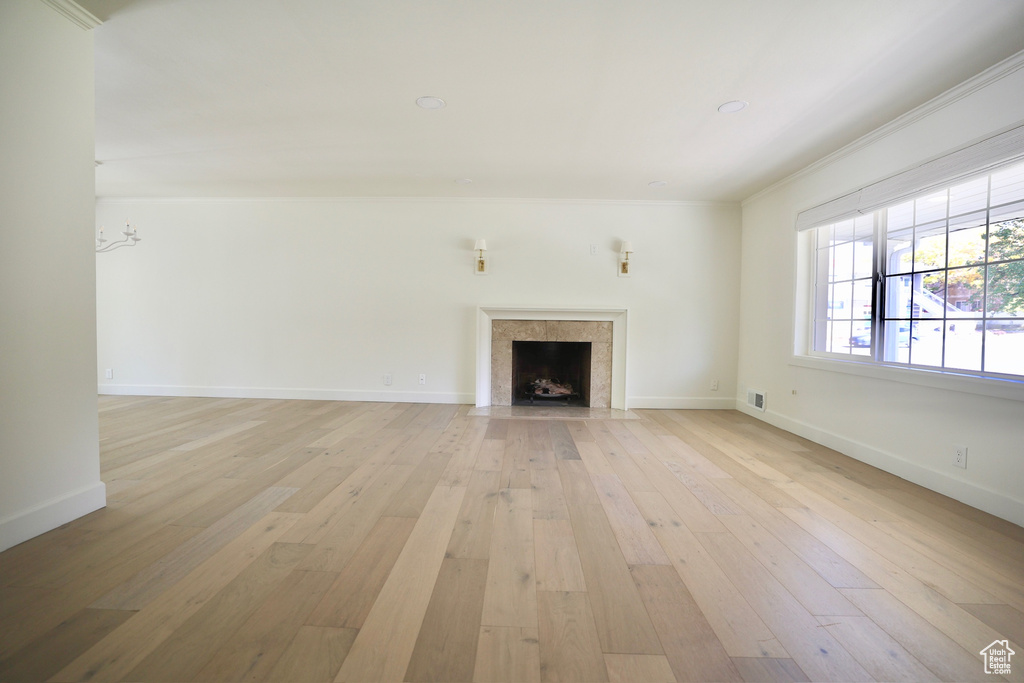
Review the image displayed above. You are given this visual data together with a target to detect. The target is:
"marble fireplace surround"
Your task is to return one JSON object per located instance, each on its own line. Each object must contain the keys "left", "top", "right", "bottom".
{"left": 476, "top": 307, "right": 628, "bottom": 410}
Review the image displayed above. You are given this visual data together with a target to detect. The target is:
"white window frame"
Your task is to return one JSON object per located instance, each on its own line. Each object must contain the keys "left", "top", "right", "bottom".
{"left": 793, "top": 124, "right": 1024, "bottom": 402}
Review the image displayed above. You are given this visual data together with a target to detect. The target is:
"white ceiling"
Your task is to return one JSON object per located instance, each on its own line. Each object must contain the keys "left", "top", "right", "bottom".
{"left": 85, "top": 0, "right": 1024, "bottom": 202}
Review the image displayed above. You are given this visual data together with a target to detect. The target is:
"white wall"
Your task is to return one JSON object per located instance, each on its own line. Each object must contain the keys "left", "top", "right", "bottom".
{"left": 0, "top": 0, "right": 104, "bottom": 551}
{"left": 738, "top": 54, "right": 1024, "bottom": 526}
{"left": 96, "top": 198, "right": 740, "bottom": 409}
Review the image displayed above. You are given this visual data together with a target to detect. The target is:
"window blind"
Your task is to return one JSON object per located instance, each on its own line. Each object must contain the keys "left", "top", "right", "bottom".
{"left": 794, "top": 122, "right": 1024, "bottom": 231}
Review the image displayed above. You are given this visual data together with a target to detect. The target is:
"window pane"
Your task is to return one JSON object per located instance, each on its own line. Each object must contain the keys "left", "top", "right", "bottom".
{"left": 987, "top": 203, "right": 1024, "bottom": 263}
{"left": 853, "top": 238, "right": 873, "bottom": 279}
{"left": 914, "top": 220, "right": 946, "bottom": 271}
{"left": 887, "top": 201, "right": 914, "bottom": 231}
{"left": 949, "top": 176, "right": 988, "bottom": 216}
{"left": 986, "top": 262, "right": 1024, "bottom": 316}
{"left": 984, "top": 320, "right": 1024, "bottom": 375}
{"left": 885, "top": 275, "right": 913, "bottom": 318}
{"left": 852, "top": 279, "right": 872, "bottom": 319}
{"left": 830, "top": 320, "right": 852, "bottom": 354}
{"left": 948, "top": 212, "right": 986, "bottom": 267}
{"left": 830, "top": 241, "right": 853, "bottom": 282}
{"left": 914, "top": 272, "right": 947, "bottom": 318}
{"left": 851, "top": 322, "right": 871, "bottom": 356}
{"left": 990, "top": 162, "right": 1024, "bottom": 207}
{"left": 944, "top": 322, "right": 982, "bottom": 372}
{"left": 887, "top": 228, "right": 913, "bottom": 274}
{"left": 946, "top": 266, "right": 985, "bottom": 316}
{"left": 909, "top": 320, "right": 943, "bottom": 367}
{"left": 882, "top": 321, "right": 911, "bottom": 363}
{"left": 915, "top": 191, "right": 948, "bottom": 224}
{"left": 829, "top": 281, "right": 853, "bottom": 318}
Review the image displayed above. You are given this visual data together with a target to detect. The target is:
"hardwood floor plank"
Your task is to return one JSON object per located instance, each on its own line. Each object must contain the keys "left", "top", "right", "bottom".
{"left": 475, "top": 438, "right": 506, "bottom": 472}
{"left": 90, "top": 486, "right": 299, "bottom": 610}
{"left": 124, "top": 542, "right": 312, "bottom": 682}
{"left": 565, "top": 501, "right": 662, "bottom": 655}
{"left": 718, "top": 514, "right": 862, "bottom": 617}
{"left": 841, "top": 588, "right": 989, "bottom": 683}
{"left": 473, "top": 626, "right": 541, "bottom": 683}
{"left": 306, "top": 516, "right": 417, "bottom": 629}
{"left": 266, "top": 625, "right": 357, "bottom": 683}
{"left": 633, "top": 490, "right": 787, "bottom": 659}
{"left": 481, "top": 488, "right": 538, "bottom": 628}
{"left": 193, "top": 569, "right": 338, "bottom": 681}
{"left": 537, "top": 590, "right": 609, "bottom": 682}
{"left": 531, "top": 466, "right": 571, "bottom": 521}
{"left": 731, "top": 657, "right": 810, "bottom": 683}
{"left": 603, "top": 654, "right": 676, "bottom": 683}
{"left": 783, "top": 506, "right": 1021, "bottom": 671}
{"left": 534, "top": 519, "right": 587, "bottom": 592}
{"left": 405, "top": 558, "right": 489, "bottom": 682}
{"left": 333, "top": 485, "right": 466, "bottom": 682}
{"left": 815, "top": 615, "right": 939, "bottom": 682}
{"left": 959, "top": 603, "right": 1024, "bottom": 648}
{"left": 0, "top": 607, "right": 134, "bottom": 683}
{"left": 447, "top": 469, "right": 502, "bottom": 560}
{"left": 694, "top": 530, "right": 872, "bottom": 682}
{"left": 630, "top": 564, "right": 742, "bottom": 682}
{"left": 588, "top": 473, "right": 670, "bottom": 565}
{"left": 51, "top": 511, "right": 302, "bottom": 682}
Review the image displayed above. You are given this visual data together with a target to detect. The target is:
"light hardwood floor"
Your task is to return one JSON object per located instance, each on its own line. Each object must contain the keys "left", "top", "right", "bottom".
{"left": 1, "top": 396, "right": 1022, "bottom": 682}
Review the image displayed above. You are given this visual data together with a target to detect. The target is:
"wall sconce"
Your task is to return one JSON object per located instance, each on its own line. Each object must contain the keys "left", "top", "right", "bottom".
{"left": 618, "top": 240, "right": 633, "bottom": 277}
{"left": 474, "top": 239, "right": 489, "bottom": 275}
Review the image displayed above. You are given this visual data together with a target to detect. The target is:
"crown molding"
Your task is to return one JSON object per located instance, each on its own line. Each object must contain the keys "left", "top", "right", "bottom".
{"left": 742, "top": 48, "right": 1024, "bottom": 207}
{"left": 95, "top": 195, "right": 736, "bottom": 209}
{"left": 41, "top": 0, "right": 101, "bottom": 30}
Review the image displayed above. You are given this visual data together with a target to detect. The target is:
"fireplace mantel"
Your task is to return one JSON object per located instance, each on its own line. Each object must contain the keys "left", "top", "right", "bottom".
{"left": 476, "top": 307, "right": 628, "bottom": 409}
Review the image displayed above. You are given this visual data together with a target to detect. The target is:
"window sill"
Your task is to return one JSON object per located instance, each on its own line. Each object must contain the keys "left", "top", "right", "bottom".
{"left": 790, "top": 354, "right": 1024, "bottom": 402}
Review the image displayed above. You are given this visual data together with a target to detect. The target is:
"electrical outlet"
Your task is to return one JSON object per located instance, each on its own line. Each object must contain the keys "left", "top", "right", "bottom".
{"left": 710, "top": 379, "right": 719, "bottom": 391}
{"left": 383, "top": 374, "right": 392, "bottom": 386}
{"left": 953, "top": 445, "right": 968, "bottom": 469}
{"left": 590, "top": 244, "right": 598, "bottom": 255}
{"left": 419, "top": 374, "right": 426, "bottom": 385}
{"left": 105, "top": 369, "right": 113, "bottom": 379}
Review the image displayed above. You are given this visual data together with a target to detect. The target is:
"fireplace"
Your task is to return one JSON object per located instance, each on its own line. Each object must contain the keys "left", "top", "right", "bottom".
{"left": 481, "top": 315, "right": 618, "bottom": 408}
{"left": 512, "top": 341, "right": 592, "bottom": 406}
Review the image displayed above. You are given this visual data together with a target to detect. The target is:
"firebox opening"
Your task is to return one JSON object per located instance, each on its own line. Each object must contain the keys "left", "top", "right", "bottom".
{"left": 512, "top": 341, "right": 592, "bottom": 407}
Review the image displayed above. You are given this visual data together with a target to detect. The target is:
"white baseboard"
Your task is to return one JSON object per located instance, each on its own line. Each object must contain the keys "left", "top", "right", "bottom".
{"left": 0, "top": 480, "right": 106, "bottom": 553}
{"left": 628, "top": 396, "right": 736, "bottom": 410}
{"left": 99, "top": 383, "right": 474, "bottom": 405}
{"left": 736, "top": 402, "right": 1024, "bottom": 528}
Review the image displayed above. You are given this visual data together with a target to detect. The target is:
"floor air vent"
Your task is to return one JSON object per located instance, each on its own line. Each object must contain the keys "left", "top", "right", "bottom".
{"left": 747, "top": 389, "right": 766, "bottom": 412}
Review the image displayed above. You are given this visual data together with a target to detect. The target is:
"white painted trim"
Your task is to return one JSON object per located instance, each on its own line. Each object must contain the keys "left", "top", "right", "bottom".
{"left": 628, "top": 397, "right": 735, "bottom": 410}
{"left": 99, "top": 384, "right": 473, "bottom": 404}
{"left": 735, "top": 400, "right": 1024, "bottom": 528}
{"left": 0, "top": 480, "right": 106, "bottom": 552}
{"left": 476, "top": 307, "right": 629, "bottom": 410}
{"left": 742, "top": 49, "right": 1024, "bottom": 206}
{"left": 790, "top": 354, "right": 1024, "bottom": 403}
{"left": 40, "top": 0, "right": 101, "bottom": 29}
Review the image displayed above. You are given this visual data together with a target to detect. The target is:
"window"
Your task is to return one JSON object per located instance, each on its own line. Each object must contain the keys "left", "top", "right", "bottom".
{"left": 812, "top": 161, "right": 1024, "bottom": 379}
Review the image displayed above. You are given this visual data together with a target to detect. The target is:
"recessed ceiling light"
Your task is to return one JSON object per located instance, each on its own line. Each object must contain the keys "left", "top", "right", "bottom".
{"left": 455, "top": 178, "right": 473, "bottom": 184}
{"left": 718, "top": 100, "right": 748, "bottom": 114}
{"left": 648, "top": 180, "right": 668, "bottom": 188}
{"left": 416, "top": 96, "right": 446, "bottom": 110}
